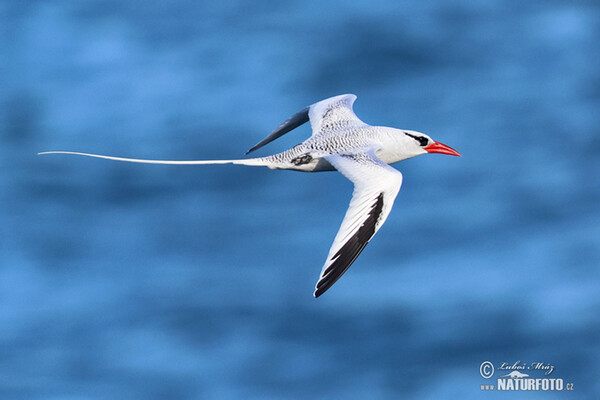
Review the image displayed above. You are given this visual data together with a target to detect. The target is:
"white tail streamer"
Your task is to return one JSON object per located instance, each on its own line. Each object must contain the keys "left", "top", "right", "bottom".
{"left": 38, "top": 151, "right": 266, "bottom": 166}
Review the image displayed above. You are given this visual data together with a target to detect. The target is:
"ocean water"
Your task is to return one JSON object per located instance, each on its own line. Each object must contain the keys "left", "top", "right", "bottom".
{"left": 1, "top": 1, "right": 599, "bottom": 399}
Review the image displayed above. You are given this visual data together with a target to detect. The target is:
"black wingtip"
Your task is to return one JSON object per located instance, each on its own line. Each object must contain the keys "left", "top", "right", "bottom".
{"left": 246, "top": 107, "right": 309, "bottom": 154}
{"left": 245, "top": 143, "right": 261, "bottom": 155}
{"left": 312, "top": 192, "right": 385, "bottom": 298}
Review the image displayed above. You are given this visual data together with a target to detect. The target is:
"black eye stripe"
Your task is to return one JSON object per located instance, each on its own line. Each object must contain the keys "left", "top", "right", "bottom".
{"left": 404, "top": 132, "right": 429, "bottom": 146}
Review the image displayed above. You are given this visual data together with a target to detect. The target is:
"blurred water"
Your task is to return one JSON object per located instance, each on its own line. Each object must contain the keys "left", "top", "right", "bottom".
{"left": 1, "top": 1, "right": 599, "bottom": 399}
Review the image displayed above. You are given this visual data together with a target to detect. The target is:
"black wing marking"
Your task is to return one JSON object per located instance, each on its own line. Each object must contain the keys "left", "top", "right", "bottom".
{"left": 314, "top": 192, "right": 384, "bottom": 298}
{"left": 246, "top": 107, "right": 309, "bottom": 154}
{"left": 313, "top": 152, "right": 403, "bottom": 298}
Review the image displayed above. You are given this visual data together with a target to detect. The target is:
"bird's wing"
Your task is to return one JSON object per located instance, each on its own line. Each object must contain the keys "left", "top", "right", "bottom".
{"left": 308, "top": 93, "right": 366, "bottom": 135}
{"left": 314, "top": 151, "right": 403, "bottom": 297}
{"left": 246, "top": 94, "right": 365, "bottom": 154}
{"left": 246, "top": 107, "right": 309, "bottom": 154}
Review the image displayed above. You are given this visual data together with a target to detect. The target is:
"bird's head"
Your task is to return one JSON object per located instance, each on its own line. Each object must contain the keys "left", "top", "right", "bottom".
{"left": 401, "top": 130, "right": 461, "bottom": 158}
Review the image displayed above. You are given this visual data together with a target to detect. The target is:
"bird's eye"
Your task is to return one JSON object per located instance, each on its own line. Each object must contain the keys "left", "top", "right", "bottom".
{"left": 404, "top": 132, "right": 429, "bottom": 147}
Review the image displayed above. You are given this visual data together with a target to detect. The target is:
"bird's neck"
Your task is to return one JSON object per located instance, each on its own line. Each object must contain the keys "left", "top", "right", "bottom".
{"left": 374, "top": 127, "right": 419, "bottom": 165}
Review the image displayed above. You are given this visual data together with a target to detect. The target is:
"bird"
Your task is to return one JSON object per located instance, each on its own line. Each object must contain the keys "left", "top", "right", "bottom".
{"left": 39, "top": 94, "right": 460, "bottom": 297}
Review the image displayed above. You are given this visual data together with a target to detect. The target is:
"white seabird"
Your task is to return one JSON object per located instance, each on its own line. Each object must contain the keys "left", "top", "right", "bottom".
{"left": 40, "top": 94, "right": 461, "bottom": 297}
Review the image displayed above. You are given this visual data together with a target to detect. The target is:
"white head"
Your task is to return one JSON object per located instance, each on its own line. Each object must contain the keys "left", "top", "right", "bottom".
{"left": 396, "top": 129, "right": 461, "bottom": 160}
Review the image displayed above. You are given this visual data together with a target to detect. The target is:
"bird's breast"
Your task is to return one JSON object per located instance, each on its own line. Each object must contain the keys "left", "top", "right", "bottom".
{"left": 375, "top": 148, "right": 404, "bottom": 165}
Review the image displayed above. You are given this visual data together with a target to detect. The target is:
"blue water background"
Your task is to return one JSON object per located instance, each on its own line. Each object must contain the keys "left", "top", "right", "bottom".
{"left": 2, "top": 1, "right": 599, "bottom": 398}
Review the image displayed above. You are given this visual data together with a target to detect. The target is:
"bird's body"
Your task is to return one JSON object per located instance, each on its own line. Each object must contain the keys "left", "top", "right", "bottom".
{"left": 40, "top": 94, "right": 460, "bottom": 297}
{"left": 256, "top": 125, "right": 411, "bottom": 172}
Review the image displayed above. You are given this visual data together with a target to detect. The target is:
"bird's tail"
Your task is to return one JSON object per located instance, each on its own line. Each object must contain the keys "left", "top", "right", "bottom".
{"left": 37, "top": 151, "right": 270, "bottom": 167}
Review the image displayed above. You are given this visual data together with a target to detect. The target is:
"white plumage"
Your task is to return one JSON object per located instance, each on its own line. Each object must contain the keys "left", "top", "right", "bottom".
{"left": 40, "top": 94, "right": 461, "bottom": 297}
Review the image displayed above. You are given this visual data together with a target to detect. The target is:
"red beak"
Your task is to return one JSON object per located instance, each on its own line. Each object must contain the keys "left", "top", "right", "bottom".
{"left": 424, "top": 141, "right": 461, "bottom": 157}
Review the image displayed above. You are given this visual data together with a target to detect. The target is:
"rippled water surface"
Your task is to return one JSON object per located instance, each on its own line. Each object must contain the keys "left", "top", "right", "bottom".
{"left": 2, "top": 1, "right": 599, "bottom": 398}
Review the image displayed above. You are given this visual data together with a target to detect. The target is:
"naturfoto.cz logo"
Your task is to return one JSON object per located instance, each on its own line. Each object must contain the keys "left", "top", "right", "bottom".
{"left": 479, "top": 360, "right": 574, "bottom": 392}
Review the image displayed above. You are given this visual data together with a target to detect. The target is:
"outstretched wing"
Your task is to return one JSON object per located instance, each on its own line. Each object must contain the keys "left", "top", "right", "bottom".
{"left": 246, "top": 107, "right": 309, "bottom": 154}
{"left": 308, "top": 93, "right": 365, "bottom": 135}
{"left": 314, "top": 151, "right": 403, "bottom": 298}
{"left": 246, "top": 94, "right": 365, "bottom": 154}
